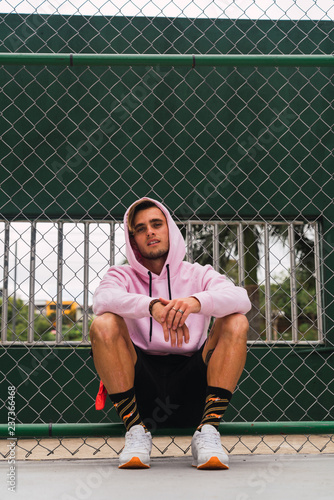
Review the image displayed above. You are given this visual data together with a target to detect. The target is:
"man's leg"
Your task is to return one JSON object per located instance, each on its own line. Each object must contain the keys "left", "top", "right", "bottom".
{"left": 90, "top": 313, "right": 152, "bottom": 468}
{"left": 202, "top": 313, "right": 249, "bottom": 392}
{"left": 198, "top": 313, "right": 249, "bottom": 429}
{"left": 192, "top": 313, "right": 249, "bottom": 470}
{"left": 89, "top": 312, "right": 137, "bottom": 394}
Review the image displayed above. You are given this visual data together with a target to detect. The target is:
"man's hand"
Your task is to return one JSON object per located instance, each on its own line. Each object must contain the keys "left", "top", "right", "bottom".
{"left": 151, "top": 297, "right": 201, "bottom": 348}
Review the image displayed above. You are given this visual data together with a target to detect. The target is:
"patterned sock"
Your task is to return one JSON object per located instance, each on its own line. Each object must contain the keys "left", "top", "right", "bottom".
{"left": 197, "top": 386, "right": 232, "bottom": 431}
{"left": 109, "top": 387, "right": 147, "bottom": 432}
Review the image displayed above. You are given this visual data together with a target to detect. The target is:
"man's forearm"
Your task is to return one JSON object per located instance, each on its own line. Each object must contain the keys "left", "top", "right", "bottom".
{"left": 93, "top": 288, "right": 152, "bottom": 318}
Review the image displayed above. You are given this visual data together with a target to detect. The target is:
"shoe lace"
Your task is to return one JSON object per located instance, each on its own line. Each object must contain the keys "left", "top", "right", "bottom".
{"left": 125, "top": 429, "right": 151, "bottom": 451}
{"left": 198, "top": 431, "right": 222, "bottom": 449}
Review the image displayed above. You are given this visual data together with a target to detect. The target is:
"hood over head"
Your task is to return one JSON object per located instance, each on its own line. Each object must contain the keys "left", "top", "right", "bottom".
{"left": 124, "top": 197, "right": 186, "bottom": 280}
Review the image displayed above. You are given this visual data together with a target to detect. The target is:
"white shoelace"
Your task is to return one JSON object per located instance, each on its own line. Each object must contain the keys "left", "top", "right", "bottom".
{"left": 124, "top": 428, "right": 151, "bottom": 451}
{"left": 197, "top": 430, "right": 222, "bottom": 449}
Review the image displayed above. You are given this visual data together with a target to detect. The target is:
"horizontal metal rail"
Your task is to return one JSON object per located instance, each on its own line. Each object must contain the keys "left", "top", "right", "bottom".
{"left": 0, "top": 53, "right": 334, "bottom": 67}
{"left": 0, "top": 340, "right": 324, "bottom": 347}
{"left": 1, "top": 421, "right": 334, "bottom": 438}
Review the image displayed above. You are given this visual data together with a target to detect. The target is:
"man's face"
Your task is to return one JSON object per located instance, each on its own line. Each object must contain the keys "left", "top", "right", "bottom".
{"left": 132, "top": 206, "right": 169, "bottom": 261}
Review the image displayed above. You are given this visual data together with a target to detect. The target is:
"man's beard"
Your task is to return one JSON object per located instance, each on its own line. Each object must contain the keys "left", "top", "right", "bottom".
{"left": 140, "top": 247, "right": 169, "bottom": 260}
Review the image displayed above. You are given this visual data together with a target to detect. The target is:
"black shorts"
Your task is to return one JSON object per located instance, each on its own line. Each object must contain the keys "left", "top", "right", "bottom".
{"left": 133, "top": 343, "right": 207, "bottom": 430}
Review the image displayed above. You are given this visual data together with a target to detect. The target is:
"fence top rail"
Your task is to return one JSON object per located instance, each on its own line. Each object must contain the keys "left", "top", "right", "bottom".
{"left": 1, "top": 421, "right": 334, "bottom": 438}
{"left": 0, "top": 53, "right": 334, "bottom": 67}
{"left": 0, "top": 218, "right": 310, "bottom": 225}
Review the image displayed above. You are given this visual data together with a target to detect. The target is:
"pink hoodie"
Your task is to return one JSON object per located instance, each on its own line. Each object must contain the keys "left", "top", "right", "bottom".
{"left": 93, "top": 198, "right": 251, "bottom": 355}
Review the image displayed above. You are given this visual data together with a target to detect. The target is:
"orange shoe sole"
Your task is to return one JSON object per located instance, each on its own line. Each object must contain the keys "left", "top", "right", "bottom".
{"left": 119, "top": 457, "right": 150, "bottom": 469}
{"left": 194, "top": 457, "right": 229, "bottom": 470}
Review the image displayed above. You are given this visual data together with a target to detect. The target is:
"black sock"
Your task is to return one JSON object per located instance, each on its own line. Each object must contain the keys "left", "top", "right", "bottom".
{"left": 109, "top": 387, "right": 146, "bottom": 432}
{"left": 197, "top": 386, "right": 232, "bottom": 431}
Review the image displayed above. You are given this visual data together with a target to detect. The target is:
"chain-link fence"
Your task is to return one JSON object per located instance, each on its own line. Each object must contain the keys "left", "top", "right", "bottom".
{"left": 0, "top": 1, "right": 333, "bottom": 459}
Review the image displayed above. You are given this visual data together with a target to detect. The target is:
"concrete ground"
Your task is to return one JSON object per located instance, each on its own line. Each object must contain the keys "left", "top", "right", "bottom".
{"left": 1, "top": 454, "right": 334, "bottom": 500}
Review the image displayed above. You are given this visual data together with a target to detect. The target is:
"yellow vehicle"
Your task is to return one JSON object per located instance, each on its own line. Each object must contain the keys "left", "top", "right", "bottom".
{"left": 46, "top": 301, "right": 78, "bottom": 326}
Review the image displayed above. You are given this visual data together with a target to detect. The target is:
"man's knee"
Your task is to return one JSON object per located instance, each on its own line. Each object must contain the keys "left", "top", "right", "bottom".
{"left": 218, "top": 313, "right": 249, "bottom": 342}
{"left": 89, "top": 312, "right": 126, "bottom": 344}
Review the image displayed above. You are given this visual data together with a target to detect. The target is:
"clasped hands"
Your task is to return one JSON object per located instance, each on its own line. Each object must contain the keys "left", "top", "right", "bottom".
{"left": 151, "top": 296, "right": 201, "bottom": 347}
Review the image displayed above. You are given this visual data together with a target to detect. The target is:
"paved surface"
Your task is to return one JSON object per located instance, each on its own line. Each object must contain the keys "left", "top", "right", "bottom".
{"left": 1, "top": 454, "right": 334, "bottom": 500}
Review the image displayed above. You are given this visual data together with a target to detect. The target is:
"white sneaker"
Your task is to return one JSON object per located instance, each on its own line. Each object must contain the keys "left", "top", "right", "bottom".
{"left": 191, "top": 424, "right": 229, "bottom": 470}
{"left": 118, "top": 425, "right": 152, "bottom": 469}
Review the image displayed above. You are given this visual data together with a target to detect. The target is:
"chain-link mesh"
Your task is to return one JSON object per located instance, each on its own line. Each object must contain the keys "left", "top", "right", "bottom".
{"left": 1, "top": 1, "right": 333, "bottom": 459}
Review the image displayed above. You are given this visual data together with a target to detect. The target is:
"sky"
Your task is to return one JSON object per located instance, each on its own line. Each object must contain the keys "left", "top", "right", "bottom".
{"left": 0, "top": 0, "right": 333, "bottom": 20}
{"left": 0, "top": 221, "right": 125, "bottom": 304}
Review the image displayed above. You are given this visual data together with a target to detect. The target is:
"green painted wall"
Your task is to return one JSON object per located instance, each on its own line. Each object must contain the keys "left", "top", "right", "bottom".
{"left": 0, "top": 15, "right": 333, "bottom": 221}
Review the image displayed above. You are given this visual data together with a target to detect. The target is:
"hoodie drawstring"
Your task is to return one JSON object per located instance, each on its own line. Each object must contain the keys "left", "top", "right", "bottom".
{"left": 148, "top": 265, "right": 172, "bottom": 342}
{"left": 148, "top": 271, "right": 153, "bottom": 342}
{"left": 166, "top": 264, "right": 172, "bottom": 300}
